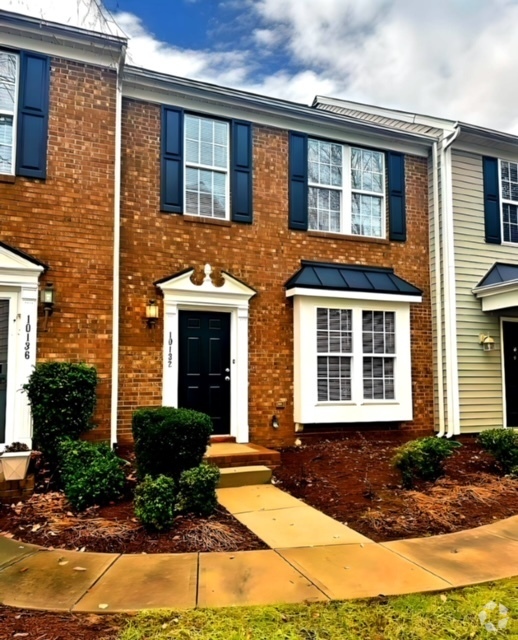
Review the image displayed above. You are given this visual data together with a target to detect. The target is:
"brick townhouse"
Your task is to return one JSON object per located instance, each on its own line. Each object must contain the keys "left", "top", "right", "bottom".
{"left": 0, "top": 10, "right": 434, "bottom": 450}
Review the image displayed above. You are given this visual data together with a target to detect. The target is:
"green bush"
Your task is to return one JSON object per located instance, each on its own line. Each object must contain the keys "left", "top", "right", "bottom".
{"left": 134, "top": 474, "right": 177, "bottom": 531}
{"left": 392, "top": 437, "right": 461, "bottom": 488}
{"left": 177, "top": 463, "right": 220, "bottom": 517}
{"left": 23, "top": 362, "right": 98, "bottom": 463}
{"left": 132, "top": 407, "right": 213, "bottom": 480}
{"left": 58, "top": 438, "right": 126, "bottom": 511}
{"left": 478, "top": 428, "right": 518, "bottom": 474}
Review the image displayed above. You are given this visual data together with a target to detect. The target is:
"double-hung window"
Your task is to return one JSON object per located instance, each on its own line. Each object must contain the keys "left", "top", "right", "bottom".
{"left": 500, "top": 160, "right": 518, "bottom": 243}
{"left": 308, "top": 140, "right": 385, "bottom": 238}
{"left": 185, "top": 114, "right": 229, "bottom": 219}
{"left": 362, "top": 311, "right": 395, "bottom": 400}
{"left": 0, "top": 51, "right": 18, "bottom": 175}
{"left": 317, "top": 308, "right": 352, "bottom": 401}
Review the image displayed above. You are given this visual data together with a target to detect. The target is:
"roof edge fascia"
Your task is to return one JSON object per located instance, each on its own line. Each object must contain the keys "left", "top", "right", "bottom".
{"left": 123, "top": 67, "right": 436, "bottom": 146}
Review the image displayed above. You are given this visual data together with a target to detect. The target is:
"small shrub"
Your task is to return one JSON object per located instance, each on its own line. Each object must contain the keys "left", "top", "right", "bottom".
{"left": 392, "top": 437, "right": 461, "bottom": 488}
{"left": 58, "top": 438, "right": 126, "bottom": 511}
{"left": 177, "top": 463, "right": 220, "bottom": 517}
{"left": 134, "top": 474, "right": 177, "bottom": 531}
{"left": 132, "top": 407, "right": 213, "bottom": 480}
{"left": 478, "top": 428, "right": 518, "bottom": 474}
{"left": 23, "top": 362, "right": 98, "bottom": 464}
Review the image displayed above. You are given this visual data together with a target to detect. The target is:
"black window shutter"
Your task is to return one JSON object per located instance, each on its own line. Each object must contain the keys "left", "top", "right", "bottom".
{"left": 231, "top": 120, "right": 253, "bottom": 223}
{"left": 387, "top": 151, "right": 406, "bottom": 242}
{"left": 289, "top": 132, "right": 308, "bottom": 230}
{"left": 16, "top": 52, "right": 50, "bottom": 179}
{"left": 161, "top": 106, "right": 183, "bottom": 213}
{"left": 483, "top": 156, "right": 501, "bottom": 244}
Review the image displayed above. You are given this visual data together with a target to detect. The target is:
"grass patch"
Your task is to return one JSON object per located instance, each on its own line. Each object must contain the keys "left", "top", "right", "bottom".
{"left": 118, "top": 577, "right": 518, "bottom": 639}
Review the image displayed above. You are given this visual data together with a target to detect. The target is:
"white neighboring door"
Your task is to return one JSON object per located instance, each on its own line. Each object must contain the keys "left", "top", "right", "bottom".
{"left": 0, "top": 244, "right": 44, "bottom": 448}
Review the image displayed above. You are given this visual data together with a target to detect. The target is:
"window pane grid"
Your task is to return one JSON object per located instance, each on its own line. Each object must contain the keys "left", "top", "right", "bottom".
{"left": 0, "top": 52, "right": 17, "bottom": 174}
{"left": 501, "top": 161, "right": 518, "bottom": 243}
{"left": 317, "top": 308, "right": 352, "bottom": 402}
{"left": 362, "top": 311, "right": 395, "bottom": 400}
{"left": 184, "top": 114, "right": 229, "bottom": 219}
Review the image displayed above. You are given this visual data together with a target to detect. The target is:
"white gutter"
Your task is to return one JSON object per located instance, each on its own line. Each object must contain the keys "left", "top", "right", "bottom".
{"left": 432, "top": 141, "right": 446, "bottom": 437}
{"left": 441, "top": 126, "right": 461, "bottom": 437}
{"left": 110, "top": 47, "right": 125, "bottom": 448}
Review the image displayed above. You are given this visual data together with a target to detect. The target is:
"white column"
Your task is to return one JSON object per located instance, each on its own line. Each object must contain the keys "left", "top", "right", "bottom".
{"left": 162, "top": 302, "right": 178, "bottom": 407}
{"left": 235, "top": 305, "right": 249, "bottom": 443}
{"left": 16, "top": 286, "right": 39, "bottom": 446}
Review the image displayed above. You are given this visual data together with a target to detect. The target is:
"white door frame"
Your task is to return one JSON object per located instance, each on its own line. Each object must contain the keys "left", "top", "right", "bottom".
{"left": 157, "top": 266, "right": 255, "bottom": 443}
{"left": 500, "top": 316, "right": 518, "bottom": 429}
{"left": 0, "top": 244, "right": 44, "bottom": 448}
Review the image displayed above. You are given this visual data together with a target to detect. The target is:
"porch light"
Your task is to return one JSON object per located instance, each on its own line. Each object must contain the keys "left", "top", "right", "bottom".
{"left": 40, "top": 282, "right": 55, "bottom": 331}
{"left": 479, "top": 334, "right": 495, "bottom": 352}
{"left": 271, "top": 415, "right": 279, "bottom": 429}
{"left": 146, "top": 299, "right": 159, "bottom": 328}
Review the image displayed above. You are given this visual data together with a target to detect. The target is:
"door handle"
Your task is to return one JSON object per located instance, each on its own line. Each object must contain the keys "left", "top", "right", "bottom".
{"left": 225, "top": 376, "right": 230, "bottom": 382}
{"left": 225, "top": 368, "right": 230, "bottom": 372}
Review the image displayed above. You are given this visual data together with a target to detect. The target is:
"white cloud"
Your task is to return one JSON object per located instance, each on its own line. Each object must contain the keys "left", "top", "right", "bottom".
{"left": 3, "top": 0, "right": 518, "bottom": 132}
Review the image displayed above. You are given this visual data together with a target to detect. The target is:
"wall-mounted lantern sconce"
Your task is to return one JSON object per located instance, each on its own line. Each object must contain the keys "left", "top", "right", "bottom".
{"left": 479, "top": 333, "right": 495, "bottom": 352}
{"left": 40, "top": 282, "right": 55, "bottom": 331}
{"left": 146, "top": 299, "right": 159, "bottom": 328}
{"left": 271, "top": 415, "right": 279, "bottom": 429}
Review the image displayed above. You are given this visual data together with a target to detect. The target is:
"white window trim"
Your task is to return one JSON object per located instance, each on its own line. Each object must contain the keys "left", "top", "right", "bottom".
{"left": 308, "top": 139, "right": 386, "bottom": 239}
{"left": 0, "top": 50, "right": 19, "bottom": 176}
{"left": 291, "top": 292, "right": 418, "bottom": 425}
{"left": 499, "top": 158, "right": 518, "bottom": 246}
{"left": 157, "top": 266, "right": 255, "bottom": 443}
{"left": 184, "top": 114, "right": 230, "bottom": 221}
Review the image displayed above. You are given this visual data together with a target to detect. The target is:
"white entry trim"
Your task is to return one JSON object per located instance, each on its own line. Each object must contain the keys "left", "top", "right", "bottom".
{"left": 157, "top": 266, "right": 255, "bottom": 443}
{"left": 0, "top": 244, "right": 44, "bottom": 448}
{"left": 500, "top": 316, "right": 518, "bottom": 429}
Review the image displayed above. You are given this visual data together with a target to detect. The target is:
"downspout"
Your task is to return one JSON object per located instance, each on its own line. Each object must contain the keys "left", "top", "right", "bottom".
{"left": 432, "top": 141, "right": 446, "bottom": 437}
{"left": 110, "top": 46, "right": 126, "bottom": 448}
{"left": 440, "top": 126, "right": 461, "bottom": 437}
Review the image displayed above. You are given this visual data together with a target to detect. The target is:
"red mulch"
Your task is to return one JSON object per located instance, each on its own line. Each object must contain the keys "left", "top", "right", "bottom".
{"left": 0, "top": 606, "right": 123, "bottom": 639}
{"left": 274, "top": 433, "right": 518, "bottom": 542}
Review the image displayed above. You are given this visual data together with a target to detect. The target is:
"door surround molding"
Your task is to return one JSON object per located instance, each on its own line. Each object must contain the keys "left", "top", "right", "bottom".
{"left": 500, "top": 317, "right": 518, "bottom": 428}
{"left": 156, "top": 265, "right": 256, "bottom": 443}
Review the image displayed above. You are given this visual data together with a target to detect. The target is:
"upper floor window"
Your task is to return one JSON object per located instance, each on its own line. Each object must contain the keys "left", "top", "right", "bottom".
{"left": 500, "top": 160, "right": 518, "bottom": 243}
{"left": 185, "top": 115, "right": 229, "bottom": 219}
{"left": 308, "top": 140, "right": 385, "bottom": 238}
{"left": 161, "top": 107, "right": 253, "bottom": 223}
{"left": 0, "top": 52, "right": 18, "bottom": 175}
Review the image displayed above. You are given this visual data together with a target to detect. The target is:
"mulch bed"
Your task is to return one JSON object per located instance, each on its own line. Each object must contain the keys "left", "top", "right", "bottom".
{"left": 274, "top": 433, "right": 518, "bottom": 542}
{"left": 0, "top": 606, "right": 123, "bottom": 639}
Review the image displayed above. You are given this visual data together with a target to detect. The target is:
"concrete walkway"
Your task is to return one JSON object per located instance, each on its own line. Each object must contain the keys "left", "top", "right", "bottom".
{"left": 0, "top": 484, "right": 516, "bottom": 612}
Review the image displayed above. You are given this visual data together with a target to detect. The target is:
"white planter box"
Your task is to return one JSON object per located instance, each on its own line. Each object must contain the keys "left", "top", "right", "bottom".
{"left": 1, "top": 451, "right": 31, "bottom": 481}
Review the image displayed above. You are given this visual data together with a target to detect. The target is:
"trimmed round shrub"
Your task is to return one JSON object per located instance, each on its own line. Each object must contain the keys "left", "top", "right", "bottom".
{"left": 177, "top": 463, "right": 220, "bottom": 517}
{"left": 478, "top": 428, "right": 518, "bottom": 474}
{"left": 132, "top": 407, "right": 213, "bottom": 480}
{"left": 58, "top": 438, "right": 126, "bottom": 511}
{"left": 23, "top": 362, "right": 98, "bottom": 464}
{"left": 134, "top": 474, "right": 177, "bottom": 531}
{"left": 392, "top": 437, "right": 461, "bottom": 489}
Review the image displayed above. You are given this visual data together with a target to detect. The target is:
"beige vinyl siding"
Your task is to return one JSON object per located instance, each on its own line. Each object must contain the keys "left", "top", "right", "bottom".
{"left": 452, "top": 149, "right": 518, "bottom": 431}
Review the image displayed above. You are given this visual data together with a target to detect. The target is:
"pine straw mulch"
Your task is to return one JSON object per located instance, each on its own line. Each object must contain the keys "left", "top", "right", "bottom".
{"left": 275, "top": 435, "right": 518, "bottom": 542}
{"left": 0, "top": 491, "right": 267, "bottom": 554}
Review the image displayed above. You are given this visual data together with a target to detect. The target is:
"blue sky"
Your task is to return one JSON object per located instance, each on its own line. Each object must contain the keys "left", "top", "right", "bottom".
{"left": 4, "top": 0, "right": 518, "bottom": 133}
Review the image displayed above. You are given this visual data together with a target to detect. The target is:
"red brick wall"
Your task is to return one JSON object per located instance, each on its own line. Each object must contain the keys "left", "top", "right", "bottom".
{"left": 0, "top": 58, "right": 116, "bottom": 439}
{"left": 119, "top": 99, "right": 433, "bottom": 447}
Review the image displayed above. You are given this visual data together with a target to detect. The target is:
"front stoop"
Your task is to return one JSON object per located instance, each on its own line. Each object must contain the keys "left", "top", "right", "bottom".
{"left": 205, "top": 443, "right": 280, "bottom": 470}
{"left": 217, "top": 465, "right": 272, "bottom": 488}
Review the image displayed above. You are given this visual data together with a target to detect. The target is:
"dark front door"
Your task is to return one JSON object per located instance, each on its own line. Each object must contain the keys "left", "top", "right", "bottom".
{"left": 503, "top": 321, "right": 518, "bottom": 427}
{"left": 178, "top": 310, "right": 231, "bottom": 435}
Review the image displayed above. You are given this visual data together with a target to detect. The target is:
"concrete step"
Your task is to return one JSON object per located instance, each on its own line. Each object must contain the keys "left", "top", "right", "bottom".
{"left": 217, "top": 465, "right": 272, "bottom": 489}
{"left": 205, "top": 442, "right": 281, "bottom": 469}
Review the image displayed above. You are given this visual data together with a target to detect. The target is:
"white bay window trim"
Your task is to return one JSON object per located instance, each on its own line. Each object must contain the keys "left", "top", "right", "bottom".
{"left": 290, "top": 291, "right": 416, "bottom": 425}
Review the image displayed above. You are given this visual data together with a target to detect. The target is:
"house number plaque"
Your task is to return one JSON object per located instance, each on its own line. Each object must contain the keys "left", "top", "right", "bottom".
{"left": 167, "top": 332, "right": 173, "bottom": 368}
{"left": 24, "top": 315, "right": 31, "bottom": 360}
